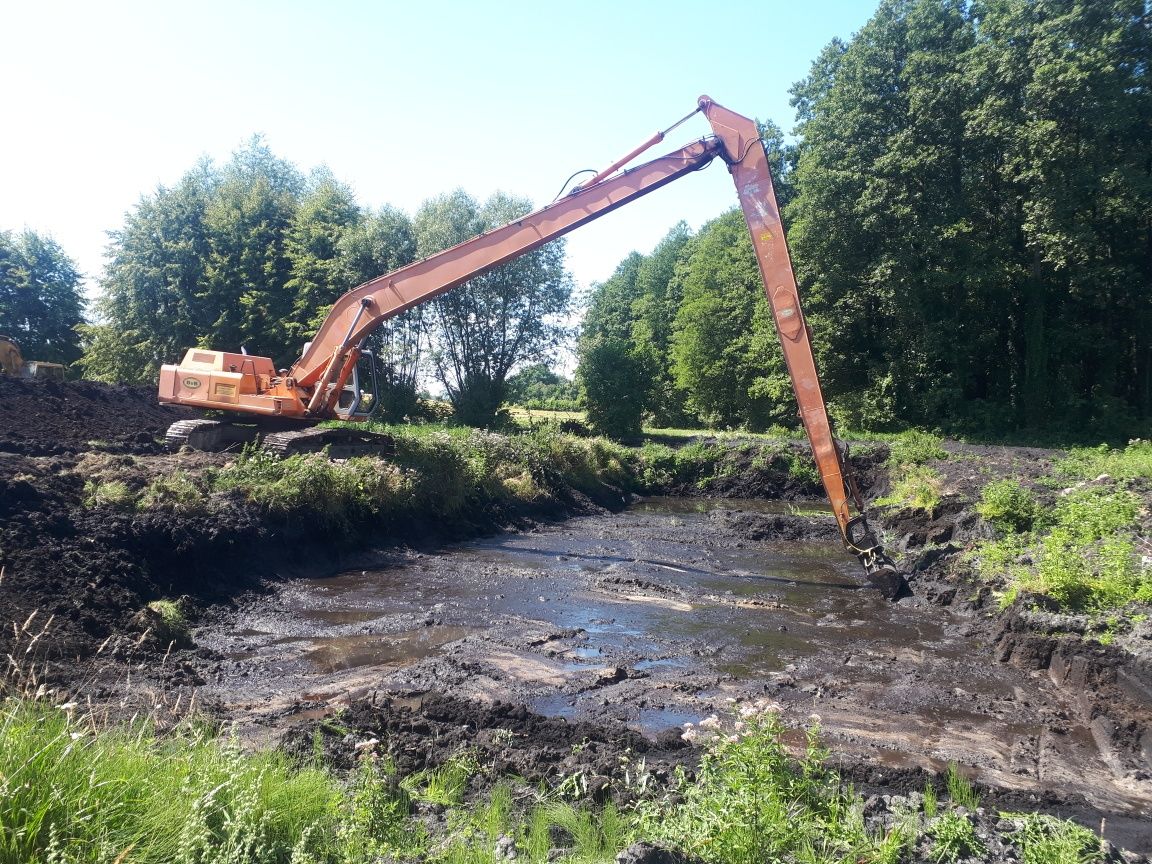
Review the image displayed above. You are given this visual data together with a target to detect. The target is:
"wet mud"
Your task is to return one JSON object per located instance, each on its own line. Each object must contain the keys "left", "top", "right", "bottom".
{"left": 193, "top": 497, "right": 1152, "bottom": 852}
{"left": 3, "top": 382, "right": 1150, "bottom": 855}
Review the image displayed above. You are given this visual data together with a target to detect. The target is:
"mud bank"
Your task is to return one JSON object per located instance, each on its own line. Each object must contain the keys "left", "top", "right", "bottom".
{"left": 187, "top": 497, "right": 1152, "bottom": 852}
{"left": 873, "top": 442, "right": 1152, "bottom": 825}
{"left": 3, "top": 379, "right": 1150, "bottom": 856}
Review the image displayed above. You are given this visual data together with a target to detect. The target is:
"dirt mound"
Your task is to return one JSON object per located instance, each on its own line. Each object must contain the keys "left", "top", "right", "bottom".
{"left": 0, "top": 376, "right": 195, "bottom": 455}
{"left": 283, "top": 693, "right": 691, "bottom": 803}
{"left": 709, "top": 510, "right": 842, "bottom": 542}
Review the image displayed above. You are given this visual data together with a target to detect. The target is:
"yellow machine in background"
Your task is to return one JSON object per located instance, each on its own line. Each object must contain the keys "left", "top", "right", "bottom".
{"left": 0, "top": 336, "right": 65, "bottom": 380}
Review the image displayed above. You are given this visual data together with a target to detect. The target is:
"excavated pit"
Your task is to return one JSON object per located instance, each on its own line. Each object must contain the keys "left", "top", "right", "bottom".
{"left": 195, "top": 497, "right": 1152, "bottom": 852}
{"left": 3, "top": 379, "right": 1150, "bottom": 855}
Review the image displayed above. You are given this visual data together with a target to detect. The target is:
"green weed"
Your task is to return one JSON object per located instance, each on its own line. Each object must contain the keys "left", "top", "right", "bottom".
{"left": 945, "top": 762, "right": 979, "bottom": 810}
{"left": 633, "top": 705, "right": 895, "bottom": 863}
{"left": 922, "top": 781, "right": 938, "bottom": 819}
{"left": 977, "top": 478, "right": 1043, "bottom": 534}
{"left": 403, "top": 752, "right": 478, "bottom": 807}
{"left": 145, "top": 599, "right": 191, "bottom": 647}
{"left": 876, "top": 464, "right": 944, "bottom": 512}
{"left": 1001, "top": 812, "right": 1103, "bottom": 864}
{"left": 1055, "top": 439, "right": 1152, "bottom": 482}
{"left": 928, "top": 811, "right": 984, "bottom": 863}
{"left": 973, "top": 485, "right": 1150, "bottom": 613}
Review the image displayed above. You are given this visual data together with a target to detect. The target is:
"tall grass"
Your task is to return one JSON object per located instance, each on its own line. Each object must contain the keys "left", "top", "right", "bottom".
{"left": 0, "top": 694, "right": 1115, "bottom": 863}
{"left": 973, "top": 479, "right": 1150, "bottom": 612}
{"left": 0, "top": 699, "right": 346, "bottom": 864}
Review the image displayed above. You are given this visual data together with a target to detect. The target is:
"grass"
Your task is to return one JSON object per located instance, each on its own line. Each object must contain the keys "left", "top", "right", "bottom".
{"left": 0, "top": 699, "right": 347, "bottom": 864}
{"left": 872, "top": 430, "right": 948, "bottom": 512}
{"left": 103, "top": 426, "right": 830, "bottom": 536}
{"left": 0, "top": 694, "right": 1117, "bottom": 864}
{"left": 945, "top": 762, "right": 979, "bottom": 810}
{"left": 972, "top": 481, "right": 1150, "bottom": 613}
{"left": 1054, "top": 439, "right": 1152, "bottom": 482}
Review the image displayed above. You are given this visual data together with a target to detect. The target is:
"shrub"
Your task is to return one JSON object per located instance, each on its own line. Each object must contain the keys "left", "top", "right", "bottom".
{"left": 977, "top": 479, "right": 1042, "bottom": 534}
{"left": 1056, "top": 439, "right": 1152, "bottom": 481}
{"left": 876, "top": 464, "right": 944, "bottom": 513}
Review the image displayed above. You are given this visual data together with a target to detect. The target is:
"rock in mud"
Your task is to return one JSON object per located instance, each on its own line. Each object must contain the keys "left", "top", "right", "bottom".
{"left": 616, "top": 842, "right": 705, "bottom": 864}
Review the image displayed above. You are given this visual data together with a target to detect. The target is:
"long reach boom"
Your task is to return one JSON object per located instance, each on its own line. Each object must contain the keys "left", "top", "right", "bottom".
{"left": 158, "top": 96, "right": 904, "bottom": 596}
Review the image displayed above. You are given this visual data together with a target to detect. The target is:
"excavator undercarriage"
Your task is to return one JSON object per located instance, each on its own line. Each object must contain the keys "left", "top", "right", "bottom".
{"left": 165, "top": 418, "right": 395, "bottom": 459}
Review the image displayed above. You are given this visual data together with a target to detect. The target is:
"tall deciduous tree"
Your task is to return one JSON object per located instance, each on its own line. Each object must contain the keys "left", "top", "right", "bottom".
{"left": 338, "top": 206, "right": 420, "bottom": 420}
{"left": 669, "top": 209, "right": 788, "bottom": 430}
{"left": 414, "top": 189, "right": 573, "bottom": 426}
{"left": 0, "top": 229, "right": 85, "bottom": 365}
{"left": 81, "top": 162, "right": 217, "bottom": 383}
{"left": 787, "top": 0, "right": 1150, "bottom": 436}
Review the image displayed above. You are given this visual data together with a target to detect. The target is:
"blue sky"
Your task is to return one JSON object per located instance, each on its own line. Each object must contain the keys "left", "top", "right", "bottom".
{"left": 1, "top": 0, "right": 877, "bottom": 303}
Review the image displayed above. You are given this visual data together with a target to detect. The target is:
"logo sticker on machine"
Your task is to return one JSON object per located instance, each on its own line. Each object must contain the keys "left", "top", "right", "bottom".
{"left": 182, "top": 377, "right": 203, "bottom": 390}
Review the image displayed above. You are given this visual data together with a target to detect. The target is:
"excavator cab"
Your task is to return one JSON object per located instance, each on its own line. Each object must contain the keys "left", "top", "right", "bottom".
{"left": 334, "top": 348, "right": 380, "bottom": 421}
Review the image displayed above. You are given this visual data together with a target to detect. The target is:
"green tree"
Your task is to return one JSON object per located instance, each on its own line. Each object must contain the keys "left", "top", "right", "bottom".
{"left": 505, "top": 363, "right": 580, "bottom": 409}
{"left": 670, "top": 209, "right": 789, "bottom": 430}
{"left": 630, "top": 222, "right": 693, "bottom": 426}
{"left": 281, "top": 170, "right": 363, "bottom": 351}
{"left": 0, "top": 229, "right": 85, "bottom": 366}
{"left": 579, "top": 335, "right": 645, "bottom": 440}
{"left": 578, "top": 255, "right": 648, "bottom": 435}
{"left": 80, "top": 161, "right": 217, "bottom": 383}
{"left": 786, "top": 0, "right": 1151, "bottom": 437}
{"left": 971, "top": 0, "right": 1152, "bottom": 432}
{"left": 200, "top": 137, "right": 304, "bottom": 367}
{"left": 414, "top": 189, "right": 573, "bottom": 427}
{"left": 338, "top": 206, "right": 421, "bottom": 421}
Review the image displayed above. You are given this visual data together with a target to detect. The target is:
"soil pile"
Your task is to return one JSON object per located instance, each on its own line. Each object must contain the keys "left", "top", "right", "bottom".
{"left": 284, "top": 693, "right": 690, "bottom": 797}
{"left": 0, "top": 376, "right": 195, "bottom": 456}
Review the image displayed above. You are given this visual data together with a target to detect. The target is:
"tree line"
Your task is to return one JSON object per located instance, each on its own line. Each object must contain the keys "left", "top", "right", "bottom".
{"left": 580, "top": 0, "right": 1150, "bottom": 441}
{"left": 74, "top": 140, "right": 570, "bottom": 426}
{"left": 3, "top": 0, "right": 1147, "bottom": 441}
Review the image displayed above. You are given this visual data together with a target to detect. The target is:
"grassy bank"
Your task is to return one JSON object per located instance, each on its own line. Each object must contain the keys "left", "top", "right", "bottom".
{"left": 81, "top": 426, "right": 830, "bottom": 537}
{"left": 969, "top": 440, "right": 1152, "bottom": 615}
{"left": 0, "top": 697, "right": 1105, "bottom": 864}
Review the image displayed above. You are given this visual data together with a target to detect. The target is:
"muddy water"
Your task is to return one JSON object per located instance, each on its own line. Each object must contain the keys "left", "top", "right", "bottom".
{"left": 200, "top": 497, "right": 1152, "bottom": 838}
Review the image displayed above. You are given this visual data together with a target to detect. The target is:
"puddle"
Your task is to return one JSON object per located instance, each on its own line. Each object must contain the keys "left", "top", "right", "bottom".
{"left": 303, "top": 625, "right": 477, "bottom": 672}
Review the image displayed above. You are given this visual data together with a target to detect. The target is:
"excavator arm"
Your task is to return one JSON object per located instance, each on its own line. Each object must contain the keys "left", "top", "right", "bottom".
{"left": 158, "top": 96, "right": 903, "bottom": 595}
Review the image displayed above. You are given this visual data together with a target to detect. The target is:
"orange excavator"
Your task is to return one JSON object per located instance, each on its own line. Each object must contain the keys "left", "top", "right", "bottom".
{"left": 158, "top": 96, "right": 903, "bottom": 596}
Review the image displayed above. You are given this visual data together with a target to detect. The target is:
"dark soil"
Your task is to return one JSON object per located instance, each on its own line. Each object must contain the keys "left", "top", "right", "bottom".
{"left": 3, "top": 380, "right": 1150, "bottom": 859}
{"left": 0, "top": 375, "right": 196, "bottom": 455}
